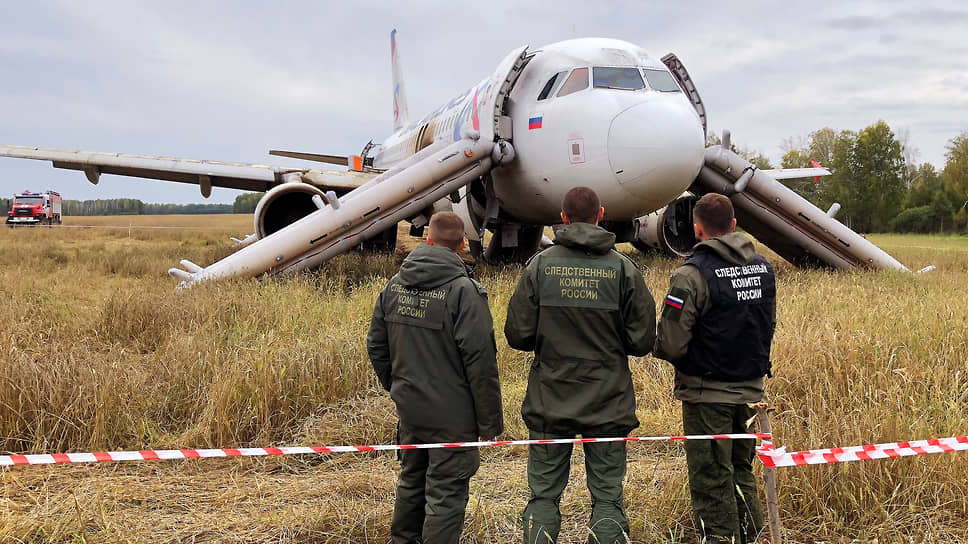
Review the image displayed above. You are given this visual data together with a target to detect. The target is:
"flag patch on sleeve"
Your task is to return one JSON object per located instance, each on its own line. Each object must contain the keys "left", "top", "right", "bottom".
{"left": 664, "top": 294, "right": 684, "bottom": 309}
{"left": 661, "top": 287, "right": 690, "bottom": 321}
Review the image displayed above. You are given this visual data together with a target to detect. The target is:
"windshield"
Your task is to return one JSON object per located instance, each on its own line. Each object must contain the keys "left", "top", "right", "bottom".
{"left": 537, "top": 71, "right": 568, "bottom": 100}
{"left": 557, "top": 68, "right": 589, "bottom": 97}
{"left": 14, "top": 196, "right": 43, "bottom": 206}
{"left": 593, "top": 67, "right": 645, "bottom": 90}
{"left": 642, "top": 68, "right": 681, "bottom": 92}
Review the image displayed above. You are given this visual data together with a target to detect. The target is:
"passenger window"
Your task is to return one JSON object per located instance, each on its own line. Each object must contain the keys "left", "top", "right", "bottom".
{"left": 537, "top": 71, "right": 568, "bottom": 100}
{"left": 593, "top": 67, "right": 645, "bottom": 90}
{"left": 643, "top": 68, "right": 681, "bottom": 92}
{"left": 556, "top": 68, "right": 589, "bottom": 97}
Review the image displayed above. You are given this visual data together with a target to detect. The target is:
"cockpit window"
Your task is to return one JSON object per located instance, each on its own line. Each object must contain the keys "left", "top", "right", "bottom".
{"left": 556, "top": 68, "right": 589, "bottom": 97}
{"left": 537, "top": 71, "right": 568, "bottom": 100}
{"left": 642, "top": 68, "right": 681, "bottom": 92}
{"left": 593, "top": 67, "right": 645, "bottom": 90}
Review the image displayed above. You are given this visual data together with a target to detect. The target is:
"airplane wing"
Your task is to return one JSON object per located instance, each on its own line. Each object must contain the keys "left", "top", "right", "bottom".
{"left": 0, "top": 145, "right": 374, "bottom": 197}
{"left": 762, "top": 167, "right": 830, "bottom": 180}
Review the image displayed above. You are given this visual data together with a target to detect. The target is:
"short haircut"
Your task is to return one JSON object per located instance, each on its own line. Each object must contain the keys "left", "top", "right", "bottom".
{"left": 428, "top": 212, "right": 465, "bottom": 251}
{"left": 561, "top": 186, "right": 601, "bottom": 224}
{"left": 693, "top": 193, "right": 735, "bottom": 236}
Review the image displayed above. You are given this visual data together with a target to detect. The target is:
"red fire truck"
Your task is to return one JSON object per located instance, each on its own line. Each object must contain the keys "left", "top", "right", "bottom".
{"left": 6, "top": 190, "right": 63, "bottom": 225}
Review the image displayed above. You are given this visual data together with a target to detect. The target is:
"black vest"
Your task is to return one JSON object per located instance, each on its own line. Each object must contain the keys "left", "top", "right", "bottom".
{"left": 679, "top": 250, "right": 776, "bottom": 381}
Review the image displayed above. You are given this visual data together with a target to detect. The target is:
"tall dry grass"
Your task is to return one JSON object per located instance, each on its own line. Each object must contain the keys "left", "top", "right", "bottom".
{"left": 1, "top": 219, "right": 966, "bottom": 542}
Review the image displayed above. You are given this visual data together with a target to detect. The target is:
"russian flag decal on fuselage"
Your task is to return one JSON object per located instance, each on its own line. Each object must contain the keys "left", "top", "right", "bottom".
{"left": 529, "top": 115, "right": 543, "bottom": 130}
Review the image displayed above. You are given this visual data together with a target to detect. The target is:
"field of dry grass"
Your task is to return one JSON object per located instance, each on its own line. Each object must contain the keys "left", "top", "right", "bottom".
{"left": 1, "top": 216, "right": 966, "bottom": 543}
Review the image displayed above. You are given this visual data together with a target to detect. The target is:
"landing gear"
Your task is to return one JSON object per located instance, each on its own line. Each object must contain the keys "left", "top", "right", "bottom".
{"left": 468, "top": 239, "right": 484, "bottom": 260}
{"left": 483, "top": 224, "right": 543, "bottom": 263}
{"left": 631, "top": 239, "right": 655, "bottom": 254}
{"left": 358, "top": 224, "right": 398, "bottom": 253}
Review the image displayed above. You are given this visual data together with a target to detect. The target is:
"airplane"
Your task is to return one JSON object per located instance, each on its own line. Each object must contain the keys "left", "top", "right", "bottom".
{"left": 0, "top": 31, "right": 908, "bottom": 287}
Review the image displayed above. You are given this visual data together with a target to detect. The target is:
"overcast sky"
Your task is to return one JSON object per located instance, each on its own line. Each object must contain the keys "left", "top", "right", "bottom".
{"left": 1, "top": 1, "right": 966, "bottom": 204}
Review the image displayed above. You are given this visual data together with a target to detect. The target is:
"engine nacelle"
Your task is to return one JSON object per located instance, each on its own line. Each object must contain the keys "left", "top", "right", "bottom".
{"left": 633, "top": 194, "right": 698, "bottom": 257}
{"left": 253, "top": 182, "right": 328, "bottom": 239}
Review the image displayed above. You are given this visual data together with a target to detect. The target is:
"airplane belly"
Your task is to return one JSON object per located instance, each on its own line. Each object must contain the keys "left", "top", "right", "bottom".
{"left": 490, "top": 168, "right": 561, "bottom": 223}
{"left": 492, "top": 159, "right": 653, "bottom": 223}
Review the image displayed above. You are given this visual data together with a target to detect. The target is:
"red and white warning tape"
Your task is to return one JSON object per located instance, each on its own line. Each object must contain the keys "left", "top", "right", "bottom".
{"left": 6, "top": 433, "right": 968, "bottom": 469}
{"left": 0, "top": 433, "right": 769, "bottom": 467}
{"left": 757, "top": 435, "right": 968, "bottom": 468}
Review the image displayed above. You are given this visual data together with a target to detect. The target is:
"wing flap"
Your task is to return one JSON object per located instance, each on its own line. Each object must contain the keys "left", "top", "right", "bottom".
{"left": 268, "top": 149, "right": 348, "bottom": 166}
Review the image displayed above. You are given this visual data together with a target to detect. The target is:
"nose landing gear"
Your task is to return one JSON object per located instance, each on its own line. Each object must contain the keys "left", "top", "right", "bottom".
{"left": 482, "top": 224, "right": 544, "bottom": 263}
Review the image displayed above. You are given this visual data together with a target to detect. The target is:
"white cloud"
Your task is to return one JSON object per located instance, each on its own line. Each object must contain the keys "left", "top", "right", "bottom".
{"left": 0, "top": 0, "right": 966, "bottom": 203}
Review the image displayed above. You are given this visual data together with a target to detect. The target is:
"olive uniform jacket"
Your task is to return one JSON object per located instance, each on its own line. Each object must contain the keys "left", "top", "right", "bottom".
{"left": 367, "top": 243, "right": 504, "bottom": 441}
{"left": 505, "top": 222, "right": 656, "bottom": 436}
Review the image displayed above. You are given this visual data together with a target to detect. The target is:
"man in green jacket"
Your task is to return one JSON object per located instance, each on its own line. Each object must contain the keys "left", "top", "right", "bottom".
{"left": 505, "top": 186, "right": 656, "bottom": 544}
{"left": 654, "top": 193, "right": 776, "bottom": 544}
{"left": 367, "top": 212, "right": 503, "bottom": 544}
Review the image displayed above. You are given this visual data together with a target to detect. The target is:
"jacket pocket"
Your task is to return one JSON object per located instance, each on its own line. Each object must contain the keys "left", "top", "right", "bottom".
{"left": 540, "top": 356, "right": 608, "bottom": 385}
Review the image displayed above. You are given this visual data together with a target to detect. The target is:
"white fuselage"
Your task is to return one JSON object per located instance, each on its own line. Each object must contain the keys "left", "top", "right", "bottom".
{"left": 373, "top": 38, "right": 706, "bottom": 226}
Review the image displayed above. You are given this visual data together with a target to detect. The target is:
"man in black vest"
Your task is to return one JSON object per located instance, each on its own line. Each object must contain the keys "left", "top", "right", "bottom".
{"left": 654, "top": 193, "right": 776, "bottom": 544}
{"left": 367, "top": 212, "right": 503, "bottom": 544}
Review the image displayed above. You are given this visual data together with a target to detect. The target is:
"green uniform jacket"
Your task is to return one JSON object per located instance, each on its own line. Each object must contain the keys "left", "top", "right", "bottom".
{"left": 367, "top": 243, "right": 504, "bottom": 440}
{"left": 654, "top": 232, "right": 776, "bottom": 404}
{"left": 505, "top": 222, "right": 656, "bottom": 435}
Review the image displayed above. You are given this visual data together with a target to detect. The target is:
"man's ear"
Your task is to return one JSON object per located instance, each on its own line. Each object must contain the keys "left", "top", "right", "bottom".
{"left": 458, "top": 239, "right": 466, "bottom": 252}
{"left": 729, "top": 218, "right": 737, "bottom": 232}
{"left": 597, "top": 207, "right": 604, "bottom": 223}
{"left": 693, "top": 223, "right": 703, "bottom": 240}
{"left": 426, "top": 237, "right": 435, "bottom": 246}
{"left": 560, "top": 212, "right": 571, "bottom": 225}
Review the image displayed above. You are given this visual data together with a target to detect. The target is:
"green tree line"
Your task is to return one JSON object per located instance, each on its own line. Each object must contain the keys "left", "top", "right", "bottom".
{"left": 59, "top": 199, "right": 233, "bottom": 216}
{"left": 779, "top": 122, "right": 968, "bottom": 233}
{"left": 3, "top": 193, "right": 263, "bottom": 216}
{"left": 232, "top": 192, "right": 264, "bottom": 214}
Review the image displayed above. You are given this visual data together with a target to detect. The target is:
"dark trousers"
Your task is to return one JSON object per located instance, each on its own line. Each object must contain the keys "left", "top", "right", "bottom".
{"left": 682, "top": 402, "right": 764, "bottom": 543}
{"left": 521, "top": 430, "right": 630, "bottom": 544}
{"left": 392, "top": 424, "right": 480, "bottom": 544}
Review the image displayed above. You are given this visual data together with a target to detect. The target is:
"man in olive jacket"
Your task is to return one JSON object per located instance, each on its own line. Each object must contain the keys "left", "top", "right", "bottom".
{"left": 654, "top": 193, "right": 776, "bottom": 544}
{"left": 505, "top": 187, "right": 656, "bottom": 544}
{"left": 367, "top": 212, "right": 503, "bottom": 544}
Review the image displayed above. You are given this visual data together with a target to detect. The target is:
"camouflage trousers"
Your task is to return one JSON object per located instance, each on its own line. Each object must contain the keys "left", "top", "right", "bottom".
{"left": 682, "top": 402, "right": 764, "bottom": 543}
{"left": 391, "top": 424, "right": 480, "bottom": 544}
{"left": 522, "top": 430, "right": 630, "bottom": 544}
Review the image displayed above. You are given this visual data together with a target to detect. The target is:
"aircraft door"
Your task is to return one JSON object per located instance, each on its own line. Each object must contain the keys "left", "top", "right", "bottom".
{"left": 479, "top": 46, "right": 530, "bottom": 142}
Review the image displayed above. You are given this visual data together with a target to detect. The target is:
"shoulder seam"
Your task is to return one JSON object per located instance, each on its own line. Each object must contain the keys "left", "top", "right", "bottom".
{"left": 609, "top": 248, "right": 638, "bottom": 267}
{"left": 524, "top": 245, "right": 554, "bottom": 266}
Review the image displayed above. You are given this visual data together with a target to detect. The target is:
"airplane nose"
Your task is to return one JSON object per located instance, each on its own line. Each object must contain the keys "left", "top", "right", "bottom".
{"left": 607, "top": 98, "right": 706, "bottom": 205}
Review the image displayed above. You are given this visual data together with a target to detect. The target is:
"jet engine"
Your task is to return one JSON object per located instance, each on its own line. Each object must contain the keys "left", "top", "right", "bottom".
{"left": 253, "top": 182, "right": 327, "bottom": 239}
{"left": 251, "top": 182, "right": 397, "bottom": 251}
{"left": 633, "top": 194, "right": 697, "bottom": 257}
